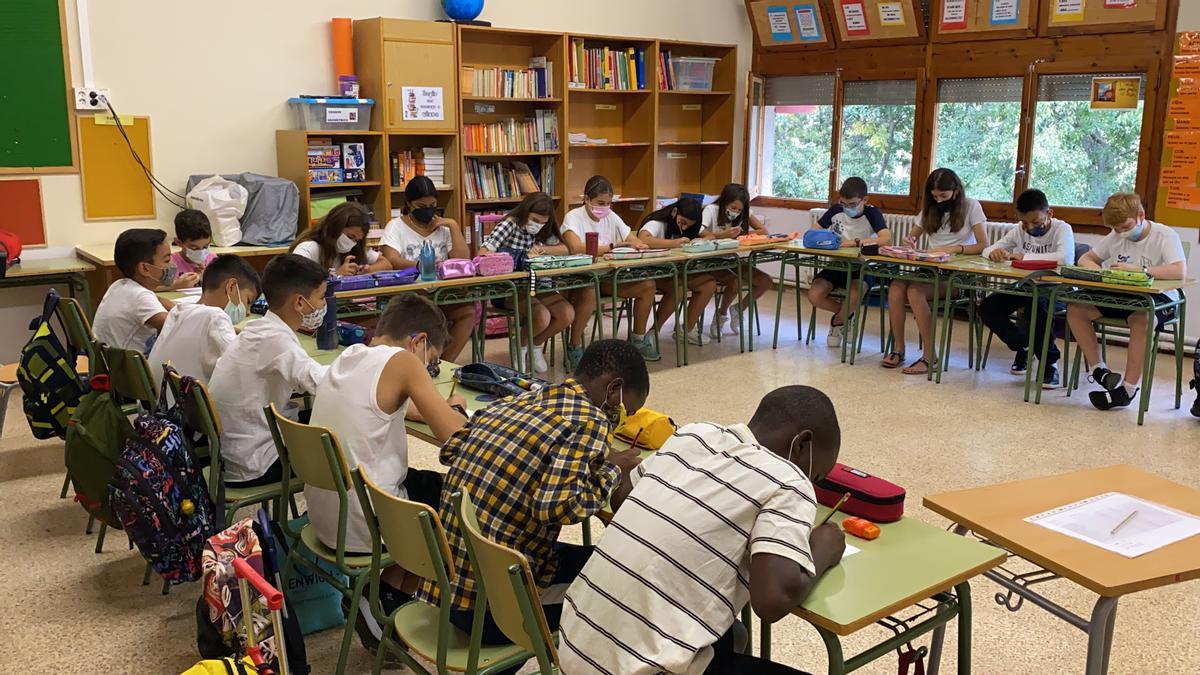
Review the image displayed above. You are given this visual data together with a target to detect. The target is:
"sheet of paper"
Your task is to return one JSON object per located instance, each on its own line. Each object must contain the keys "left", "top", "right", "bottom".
{"left": 178, "top": 287, "right": 202, "bottom": 296}
{"left": 843, "top": 543, "right": 861, "bottom": 558}
{"left": 793, "top": 4, "right": 823, "bottom": 40}
{"left": 990, "top": 0, "right": 1019, "bottom": 25}
{"left": 172, "top": 295, "right": 200, "bottom": 304}
{"left": 1026, "top": 492, "right": 1200, "bottom": 558}
{"left": 767, "top": 5, "right": 794, "bottom": 42}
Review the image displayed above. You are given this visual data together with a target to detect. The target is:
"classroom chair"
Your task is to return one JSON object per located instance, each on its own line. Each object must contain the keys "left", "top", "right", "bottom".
{"left": 265, "top": 403, "right": 383, "bottom": 675}
{"left": 352, "top": 469, "right": 533, "bottom": 675}
{"left": 456, "top": 490, "right": 559, "bottom": 674}
{"left": 165, "top": 372, "right": 301, "bottom": 529}
{"left": 56, "top": 297, "right": 98, "bottom": 499}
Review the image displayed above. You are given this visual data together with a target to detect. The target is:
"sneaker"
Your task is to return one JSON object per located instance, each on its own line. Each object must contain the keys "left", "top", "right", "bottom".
{"left": 709, "top": 313, "right": 726, "bottom": 340}
{"left": 1010, "top": 350, "right": 1028, "bottom": 376}
{"left": 826, "top": 324, "right": 843, "bottom": 348}
{"left": 1089, "top": 384, "right": 1137, "bottom": 410}
{"left": 513, "top": 348, "right": 529, "bottom": 373}
{"left": 632, "top": 335, "right": 662, "bottom": 362}
{"left": 532, "top": 347, "right": 549, "bottom": 373}
{"left": 1090, "top": 367, "right": 1123, "bottom": 392}
{"left": 687, "top": 325, "right": 705, "bottom": 347}
{"left": 1042, "top": 365, "right": 1061, "bottom": 390}
{"left": 566, "top": 345, "right": 584, "bottom": 372}
{"left": 729, "top": 303, "right": 742, "bottom": 335}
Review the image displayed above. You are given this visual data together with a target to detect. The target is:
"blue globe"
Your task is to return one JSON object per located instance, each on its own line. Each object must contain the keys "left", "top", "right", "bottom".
{"left": 443, "top": 0, "right": 483, "bottom": 21}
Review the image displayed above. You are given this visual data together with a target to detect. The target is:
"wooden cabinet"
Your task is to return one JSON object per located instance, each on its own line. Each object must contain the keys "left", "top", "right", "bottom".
{"left": 382, "top": 39, "right": 458, "bottom": 133}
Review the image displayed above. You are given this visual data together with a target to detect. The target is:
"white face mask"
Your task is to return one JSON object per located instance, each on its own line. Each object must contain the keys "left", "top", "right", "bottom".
{"left": 726, "top": 209, "right": 742, "bottom": 222}
{"left": 300, "top": 297, "right": 328, "bottom": 331}
{"left": 525, "top": 221, "right": 544, "bottom": 235}
{"left": 788, "top": 433, "right": 814, "bottom": 479}
{"left": 336, "top": 233, "right": 357, "bottom": 254}
{"left": 184, "top": 247, "right": 209, "bottom": 264}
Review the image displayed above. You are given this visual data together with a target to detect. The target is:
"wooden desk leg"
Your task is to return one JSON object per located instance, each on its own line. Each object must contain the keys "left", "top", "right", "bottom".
{"left": 1086, "top": 597, "right": 1119, "bottom": 675}
{"left": 816, "top": 625, "right": 846, "bottom": 675}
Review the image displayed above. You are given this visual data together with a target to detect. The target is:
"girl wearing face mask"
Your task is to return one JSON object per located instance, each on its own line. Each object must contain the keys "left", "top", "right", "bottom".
{"left": 638, "top": 198, "right": 717, "bottom": 347}
{"left": 290, "top": 201, "right": 391, "bottom": 276}
{"left": 883, "top": 168, "right": 989, "bottom": 375}
{"left": 702, "top": 183, "right": 777, "bottom": 339}
{"left": 562, "top": 175, "right": 662, "bottom": 362}
{"left": 478, "top": 192, "right": 578, "bottom": 373}
{"left": 380, "top": 175, "right": 475, "bottom": 362}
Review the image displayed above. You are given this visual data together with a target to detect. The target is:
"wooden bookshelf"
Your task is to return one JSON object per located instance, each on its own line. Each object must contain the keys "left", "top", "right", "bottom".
{"left": 275, "top": 129, "right": 387, "bottom": 232}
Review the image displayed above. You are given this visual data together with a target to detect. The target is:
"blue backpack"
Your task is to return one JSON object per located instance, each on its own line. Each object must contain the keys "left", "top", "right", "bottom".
{"left": 803, "top": 228, "right": 842, "bottom": 250}
{"left": 108, "top": 372, "right": 217, "bottom": 586}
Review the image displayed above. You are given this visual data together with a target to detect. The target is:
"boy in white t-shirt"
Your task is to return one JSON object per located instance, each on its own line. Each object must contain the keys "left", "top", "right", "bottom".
{"left": 1068, "top": 193, "right": 1188, "bottom": 410}
{"left": 93, "top": 228, "right": 178, "bottom": 354}
{"left": 979, "top": 189, "right": 1076, "bottom": 388}
{"left": 147, "top": 254, "right": 261, "bottom": 389}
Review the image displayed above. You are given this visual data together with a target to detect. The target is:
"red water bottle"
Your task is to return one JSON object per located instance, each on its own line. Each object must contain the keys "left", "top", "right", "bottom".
{"left": 585, "top": 232, "right": 599, "bottom": 260}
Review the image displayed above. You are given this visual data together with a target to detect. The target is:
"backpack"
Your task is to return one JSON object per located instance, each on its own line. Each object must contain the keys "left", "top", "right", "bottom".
{"left": 1190, "top": 337, "right": 1199, "bottom": 419}
{"left": 108, "top": 372, "right": 217, "bottom": 586}
{"left": 0, "top": 229, "right": 23, "bottom": 264}
{"left": 17, "top": 290, "right": 87, "bottom": 440}
{"left": 65, "top": 375, "right": 134, "bottom": 527}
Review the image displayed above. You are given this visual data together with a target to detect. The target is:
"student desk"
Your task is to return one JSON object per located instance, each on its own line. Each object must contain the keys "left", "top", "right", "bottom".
{"left": 1034, "top": 276, "right": 1193, "bottom": 425}
{"left": 676, "top": 248, "right": 749, "bottom": 365}
{"left": 937, "top": 258, "right": 1050, "bottom": 398}
{"left": 768, "top": 244, "right": 866, "bottom": 363}
{"left": 924, "top": 465, "right": 1200, "bottom": 675}
{"left": 602, "top": 256, "right": 682, "bottom": 365}
{"left": 75, "top": 242, "right": 290, "bottom": 290}
{"left": 2, "top": 256, "right": 97, "bottom": 318}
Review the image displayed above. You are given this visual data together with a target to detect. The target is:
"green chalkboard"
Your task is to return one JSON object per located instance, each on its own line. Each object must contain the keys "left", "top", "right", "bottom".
{"left": 0, "top": 0, "right": 74, "bottom": 170}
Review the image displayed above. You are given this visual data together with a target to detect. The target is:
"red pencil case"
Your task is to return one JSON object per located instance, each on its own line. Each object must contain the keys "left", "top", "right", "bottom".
{"left": 1011, "top": 259, "right": 1058, "bottom": 271}
{"left": 814, "top": 463, "right": 906, "bottom": 522}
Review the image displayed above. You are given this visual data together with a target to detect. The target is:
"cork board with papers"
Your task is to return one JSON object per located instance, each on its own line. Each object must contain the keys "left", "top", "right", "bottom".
{"left": 746, "top": 1, "right": 833, "bottom": 49}
{"left": 932, "top": 0, "right": 1037, "bottom": 41}
{"left": 831, "top": 0, "right": 925, "bottom": 45}
{"left": 1041, "top": 0, "right": 1164, "bottom": 35}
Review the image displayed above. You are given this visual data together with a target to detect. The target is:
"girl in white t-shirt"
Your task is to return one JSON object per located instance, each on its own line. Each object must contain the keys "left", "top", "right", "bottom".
{"left": 561, "top": 175, "right": 661, "bottom": 362}
{"left": 479, "top": 192, "right": 578, "bottom": 373}
{"left": 702, "top": 183, "right": 776, "bottom": 339}
{"left": 289, "top": 201, "right": 390, "bottom": 275}
{"left": 638, "top": 197, "right": 716, "bottom": 346}
{"left": 380, "top": 176, "right": 475, "bottom": 362}
{"left": 884, "top": 168, "right": 989, "bottom": 375}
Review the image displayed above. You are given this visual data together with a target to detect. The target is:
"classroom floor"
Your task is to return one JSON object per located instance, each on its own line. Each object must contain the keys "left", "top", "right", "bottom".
{"left": 2, "top": 290, "right": 1198, "bottom": 674}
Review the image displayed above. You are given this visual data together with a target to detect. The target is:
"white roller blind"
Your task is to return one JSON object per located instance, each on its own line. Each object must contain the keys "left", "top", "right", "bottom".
{"left": 764, "top": 75, "right": 836, "bottom": 106}
{"left": 844, "top": 80, "right": 917, "bottom": 106}
{"left": 1038, "top": 73, "right": 1145, "bottom": 102}
{"left": 938, "top": 77, "right": 1024, "bottom": 104}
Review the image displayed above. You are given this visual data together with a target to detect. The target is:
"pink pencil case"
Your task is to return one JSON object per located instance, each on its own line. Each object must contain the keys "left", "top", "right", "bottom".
{"left": 438, "top": 259, "right": 477, "bottom": 280}
{"left": 473, "top": 252, "right": 514, "bottom": 276}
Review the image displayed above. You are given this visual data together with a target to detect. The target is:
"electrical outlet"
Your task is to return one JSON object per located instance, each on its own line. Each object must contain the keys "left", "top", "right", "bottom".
{"left": 73, "top": 88, "right": 111, "bottom": 111}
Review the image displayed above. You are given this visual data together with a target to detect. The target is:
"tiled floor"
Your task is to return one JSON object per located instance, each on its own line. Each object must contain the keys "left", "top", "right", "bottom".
{"left": 2, "top": 292, "right": 1198, "bottom": 674}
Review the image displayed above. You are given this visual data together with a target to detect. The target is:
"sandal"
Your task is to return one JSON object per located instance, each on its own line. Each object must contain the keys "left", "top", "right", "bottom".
{"left": 881, "top": 352, "right": 906, "bottom": 369}
{"left": 902, "top": 358, "right": 938, "bottom": 376}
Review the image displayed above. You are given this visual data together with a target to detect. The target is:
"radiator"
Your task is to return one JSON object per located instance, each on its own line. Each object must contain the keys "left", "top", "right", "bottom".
{"left": 809, "top": 208, "right": 1015, "bottom": 248}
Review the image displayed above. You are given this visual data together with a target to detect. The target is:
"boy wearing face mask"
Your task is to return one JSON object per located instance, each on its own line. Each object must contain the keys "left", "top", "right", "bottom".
{"left": 415, "top": 339, "right": 648, "bottom": 663}
{"left": 559, "top": 385, "right": 845, "bottom": 675}
{"left": 93, "top": 228, "right": 178, "bottom": 354}
{"left": 1068, "top": 193, "right": 1187, "bottom": 410}
{"left": 209, "top": 254, "right": 330, "bottom": 488}
{"left": 380, "top": 175, "right": 475, "bottom": 362}
{"left": 978, "top": 189, "right": 1075, "bottom": 388}
{"left": 291, "top": 201, "right": 390, "bottom": 275}
{"left": 169, "top": 209, "right": 217, "bottom": 287}
{"left": 147, "top": 254, "right": 261, "bottom": 391}
{"left": 809, "top": 177, "right": 891, "bottom": 348}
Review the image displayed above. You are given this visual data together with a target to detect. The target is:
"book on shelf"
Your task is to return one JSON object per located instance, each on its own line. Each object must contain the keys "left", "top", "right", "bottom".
{"left": 460, "top": 58, "right": 554, "bottom": 99}
{"left": 464, "top": 156, "right": 556, "bottom": 201}
{"left": 463, "top": 111, "right": 560, "bottom": 154}
{"left": 658, "top": 50, "right": 677, "bottom": 91}
{"left": 390, "top": 148, "right": 448, "bottom": 189}
{"left": 567, "top": 39, "right": 646, "bottom": 91}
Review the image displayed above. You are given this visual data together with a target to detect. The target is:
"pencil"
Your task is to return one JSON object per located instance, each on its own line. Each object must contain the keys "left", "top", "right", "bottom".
{"left": 449, "top": 381, "right": 457, "bottom": 398}
{"left": 1110, "top": 509, "right": 1138, "bottom": 536}
{"left": 818, "top": 492, "right": 852, "bottom": 526}
{"left": 629, "top": 428, "right": 644, "bottom": 450}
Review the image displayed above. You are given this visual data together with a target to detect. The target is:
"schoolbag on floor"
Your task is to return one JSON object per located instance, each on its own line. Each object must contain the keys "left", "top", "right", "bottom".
{"left": 18, "top": 290, "right": 87, "bottom": 440}
{"left": 109, "top": 372, "right": 217, "bottom": 586}
{"left": 65, "top": 375, "right": 133, "bottom": 527}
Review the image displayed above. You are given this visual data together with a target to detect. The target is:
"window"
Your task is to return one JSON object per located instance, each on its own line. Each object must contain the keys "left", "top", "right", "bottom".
{"left": 933, "top": 77, "right": 1023, "bottom": 203}
{"left": 761, "top": 75, "right": 836, "bottom": 201}
{"left": 839, "top": 80, "right": 917, "bottom": 196}
{"left": 1030, "top": 73, "right": 1145, "bottom": 208}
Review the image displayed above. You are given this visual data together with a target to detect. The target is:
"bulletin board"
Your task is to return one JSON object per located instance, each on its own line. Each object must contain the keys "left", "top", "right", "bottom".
{"left": 1154, "top": 33, "right": 1200, "bottom": 229}
{"left": 746, "top": 0, "right": 833, "bottom": 49}
{"left": 0, "top": 0, "right": 76, "bottom": 174}
{"left": 933, "top": 0, "right": 1037, "bottom": 41}
{"left": 831, "top": 0, "right": 925, "bottom": 45}
{"left": 0, "top": 178, "right": 48, "bottom": 246}
{"left": 1042, "top": 0, "right": 1164, "bottom": 34}
{"left": 78, "top": 115, "right": 157, "bottom": 221}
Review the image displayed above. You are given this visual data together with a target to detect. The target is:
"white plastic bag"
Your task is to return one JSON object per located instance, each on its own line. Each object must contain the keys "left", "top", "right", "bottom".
{"left": 186, "top": 175, "right": 248, "bottom": 247}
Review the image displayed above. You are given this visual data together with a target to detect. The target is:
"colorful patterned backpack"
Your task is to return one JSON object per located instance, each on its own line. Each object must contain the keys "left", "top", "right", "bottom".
{"left": 108, "top": 370, "right": 217, "bottom": 586}
{"left": 17, "top": 290, "right": 87, "bottom": 440}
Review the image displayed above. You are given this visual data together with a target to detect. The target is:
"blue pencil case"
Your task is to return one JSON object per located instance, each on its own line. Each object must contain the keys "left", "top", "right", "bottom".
{"left": 374, "top": 269, "right": 420, "bottom": 287}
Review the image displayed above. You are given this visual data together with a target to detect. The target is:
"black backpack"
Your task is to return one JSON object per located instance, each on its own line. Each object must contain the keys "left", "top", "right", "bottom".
{"left": 1190, "top": 337, "right": 1199, "bottom": 419}
{"left": 17, "top": 290, "right": 87, "bottom": 440}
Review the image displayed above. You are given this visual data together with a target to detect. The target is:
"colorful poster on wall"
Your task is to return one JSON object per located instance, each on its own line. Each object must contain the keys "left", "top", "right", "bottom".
{"left": 941, "top": 0, "right": 968, "bottom": 30}
{"left": 767, "top": 6, "right": 794, "bottom": 41}
{"left": 878, "top": 2, "right": 906, "bottom": 26}
{"left": 1090, "top": 77, "right": 1141, "bottom": 109}
{"left": 1103, "top": 0, "right": 1136, "bottom": 8}
{"left": 794, "top": 4, "right": 823, "bottom": 40}
{"left": 1156, "top": 34, "right": 1200, "bottom": 226}
{"left": 1052, "top": 0, "right": 1085, "bottom": 23}
{"left": 402, "top": 86, "right": 444, "bottom": 121}
{"left": 990, "top": 0, "right": 1019, "bottom": 25}
{"left": 841, "top": 0, "right": 871, "bottom": 36}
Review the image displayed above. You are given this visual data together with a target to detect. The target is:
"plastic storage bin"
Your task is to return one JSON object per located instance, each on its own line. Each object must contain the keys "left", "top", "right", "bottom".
{"left": 288, "top": 97, "right": 374, "bottom": 131}
{"left": 670, "top": 57, "right": 720, "bottom": 91}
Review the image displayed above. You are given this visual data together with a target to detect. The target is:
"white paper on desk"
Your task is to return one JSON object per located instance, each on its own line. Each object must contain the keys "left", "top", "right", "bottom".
{"left": 1023, "top": 252, "right": 1061, "bottom": 262}
{"left": 172, "top": 295, "right": 200, "bottom": 304}
{"left": 843, "top": 543, "right": 861, "bottom": 558}
{"left": 178, "top": 287, "right": 202, "bottom": 296}
{"left": 1025, "top": 492, "right": 1200, "bottom": 558}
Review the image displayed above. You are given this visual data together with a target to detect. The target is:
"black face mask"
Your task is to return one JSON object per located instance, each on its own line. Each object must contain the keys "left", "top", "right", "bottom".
{"left": 412, "top": 206, "right": 437, "bottom": 224}
{"left": 935, "top": 200, "right": 955, "bottom": 214}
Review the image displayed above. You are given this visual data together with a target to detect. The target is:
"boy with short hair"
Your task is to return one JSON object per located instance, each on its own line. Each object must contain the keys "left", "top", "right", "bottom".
{"left": 209, "top": 254, "right": 329, "bottom": 487}
{"left": 147, "top": 254, "right": 261, "bottom": 388}
{"left": 979, "top": 189, "right": 1076, "bottom": 388}
{"left": 93, "top": 228, "right": 176, "bottom": 354}
{"left": 808, "top": 177, "right": 891, "bottom": 347}
{"left": 170, "top": 209, "right": 217, "bottom": 285}
{"left": 1068, "top": 193, "right": 1187, "bottom": 410}
{"left": 559, "top": 385, "right": 846, "bottom": 675}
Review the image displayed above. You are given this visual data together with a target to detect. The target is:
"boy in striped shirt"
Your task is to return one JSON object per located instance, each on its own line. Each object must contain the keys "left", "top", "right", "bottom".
{"left": 559, "top": 385, "right": 846, "bottom": 674}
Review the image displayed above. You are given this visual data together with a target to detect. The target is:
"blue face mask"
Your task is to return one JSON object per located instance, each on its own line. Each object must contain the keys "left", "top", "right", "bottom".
{"left": 1124, "top": 220, "right": 1146, "bottom": 241}
{"left": 224, "top": 282, "right": 247, "bottom": 324}
{"left": 844, "top": 206, "right": 863, "bottom": 219}
{"left": 1028, "top": 224, "right": 1049, "bottom": 238}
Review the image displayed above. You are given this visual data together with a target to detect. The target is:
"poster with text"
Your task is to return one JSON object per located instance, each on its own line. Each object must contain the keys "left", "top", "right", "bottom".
{"left": 1052, "top": 0, "right": 1084, "bottom": 23}
{"left": 794, "top": 4, "right": 823, "bottom": 40}
{"left": 941, "top": 0, "right": 968, "bottom": 30}
{"left": 1090, "top": 77, "right": 1141, "bottom": 109}
{"left": 990, "top": 0, "right": 1019, "bottom": 25}
{"left": 841, "top": 0, "right": 870, "bottom": 36}
{"left": 768, "top": 5, "right": 794, "bottom": 41}
{"left": 1103, "top": 0, "right": 1136, "bottom": 8}
{"left": 402, "top": 86, "right": 444, "bottom": 121}
{"left": 878, "top": 2, "right": 906, "bottom": 26}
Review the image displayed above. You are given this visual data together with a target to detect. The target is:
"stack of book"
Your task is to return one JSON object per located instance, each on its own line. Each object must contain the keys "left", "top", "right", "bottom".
{"left": 658, "top": 50, "right": 677, "bottom": 91}
{"left": 567, "top": 40, "right": 646, "bottom": 91}
{"left": 390, "top": 148, "right": 448, "bottom": 188}
{"left": 461, "top": 57, "right": 555, "bottom": 98}
{"left": 422, "top": 147, "right": 446, "bottom": 186}
{"left": 464, "top": 157, "right": 555, "bottom": 201}
{"left": 463, "top": 112, "right": 559, "bottom": 154}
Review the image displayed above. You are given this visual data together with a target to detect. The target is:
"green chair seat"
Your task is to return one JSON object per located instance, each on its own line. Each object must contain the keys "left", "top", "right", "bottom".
{"left": 201, "top": 466, "right": 285, "bottom": 504}
{"left": 391, "top": 601, "right": 531, "bottom": 672}
{"left": 299, "top": 524, "right": 374, "bottom": 569}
